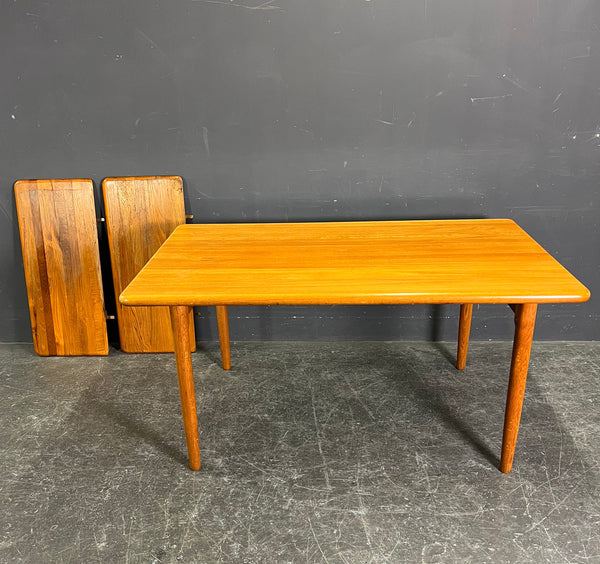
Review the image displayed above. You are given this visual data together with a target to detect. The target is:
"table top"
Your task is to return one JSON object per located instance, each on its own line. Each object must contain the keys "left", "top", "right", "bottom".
{"left": 120, "top": 219, "right": 590, "bottom": 307}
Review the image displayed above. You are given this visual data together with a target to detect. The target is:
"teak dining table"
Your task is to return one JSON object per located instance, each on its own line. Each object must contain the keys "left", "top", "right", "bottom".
{"left": 120, "top": 219, "right": 590, "bottom": 473}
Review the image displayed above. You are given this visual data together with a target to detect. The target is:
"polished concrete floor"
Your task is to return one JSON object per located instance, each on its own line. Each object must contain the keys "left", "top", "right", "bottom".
{"left": 0, "top": 341, "right": 599, "bottom": 563}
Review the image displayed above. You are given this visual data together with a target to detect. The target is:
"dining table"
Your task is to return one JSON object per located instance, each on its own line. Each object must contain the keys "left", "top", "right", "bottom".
{"left": 120, "top": 219, "right": 590, "bottom": 473}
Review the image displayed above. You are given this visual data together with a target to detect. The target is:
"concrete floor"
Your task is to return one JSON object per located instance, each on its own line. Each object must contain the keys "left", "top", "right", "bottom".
{"left": 0, "top": 341, "right": 598, "bottom": 563}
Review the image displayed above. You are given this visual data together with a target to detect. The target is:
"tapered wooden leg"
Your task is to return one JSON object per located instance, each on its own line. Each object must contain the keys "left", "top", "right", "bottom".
{"left": 216, "top": 305, "right": 231, "bottom": 370}
{"left": 500, "top": 303, "right": 537, "bottom": 473}
{"left": 170, "top": 305, "right": 201, "bottom": 471}
{"left": 456, "top": 304, "right": 473, "bottom": 370}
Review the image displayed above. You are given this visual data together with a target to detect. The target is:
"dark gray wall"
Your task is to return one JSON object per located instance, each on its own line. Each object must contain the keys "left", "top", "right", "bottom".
{"left": 2, "top": 1, "right": 598, "bottom": 343}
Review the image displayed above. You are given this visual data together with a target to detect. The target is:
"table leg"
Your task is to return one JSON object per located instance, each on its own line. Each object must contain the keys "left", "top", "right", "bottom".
{"left": 216, "top": 305, "right": 231, "bottom": 370}
{"left": 500, "top": 303, "right": 537, "bottom": 473}
{"left": 456, "top": 304, "right": 473, "bottom": 370}
{"left": 170, "top": 305, "right": 201, "bottom": 471}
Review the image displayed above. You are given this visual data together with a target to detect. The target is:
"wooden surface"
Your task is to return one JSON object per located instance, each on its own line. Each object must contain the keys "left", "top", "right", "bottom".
{"left": 15, "top": 179, "right": 108, "bottom": 356}
{"left": 170, "top": 305, "right": 200, "bottom": 471}
{"left": 456, "top": 303, "right": 473, "bottom": 370}
{"left": 121, "top": 218, "right": 590, "bottom": 473}
{"left": 120, "top": 219, "right": 590, "bottom": 307}
{"left": 103, "top": 176, "right": 195, "bottom": 353}
{"left": 501, "top": 303, "right": 538, "bottom": 473}
{"left": 216, "top": 305, "right": 231, "bottom": 370}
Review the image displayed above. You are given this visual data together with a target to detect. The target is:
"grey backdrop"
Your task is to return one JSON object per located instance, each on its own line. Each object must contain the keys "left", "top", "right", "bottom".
{"left": 1, "top": 1, "right": 598, "bottom": 344}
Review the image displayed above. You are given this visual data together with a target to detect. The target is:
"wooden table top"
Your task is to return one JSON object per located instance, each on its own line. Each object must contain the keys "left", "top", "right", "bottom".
{"left": 120, "top": 219, "right": 590, "bottom": 307}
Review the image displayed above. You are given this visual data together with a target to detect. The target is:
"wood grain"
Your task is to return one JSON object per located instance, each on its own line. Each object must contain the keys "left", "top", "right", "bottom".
{"left": 120, "top": 218, "right": 589, "bottom": 473}
{"left": 170, "top": 305, "right": 201, "bottom": 471}
{"left": 120, "top": 219, "right": 590, "bottom": 307}
{"left": 15, "top": 179, "right": 109, "bottom": 356}
{"left": 456, "top": 303, "right": 473, "bottom": 370}
{"left": 103, "top": 176, "right": 195, "bottom": 352}
{"left": 501, "top": 303, "right": 538, "bottom": 473}
{"left": 216, "top": 305, "right": 231, "bottom": 370}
